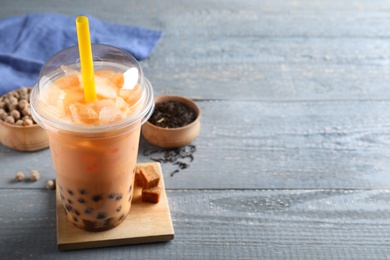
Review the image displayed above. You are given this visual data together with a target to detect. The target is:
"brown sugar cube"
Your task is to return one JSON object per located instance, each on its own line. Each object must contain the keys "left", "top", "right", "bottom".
{"left": 139, "top": 165, "right": 160, "bottom": 189}
{"left": 142, "top": 186, "right": 161, "bottom": 203}
{"left": 134, "top": 166, "right": 144, "bottom": 187}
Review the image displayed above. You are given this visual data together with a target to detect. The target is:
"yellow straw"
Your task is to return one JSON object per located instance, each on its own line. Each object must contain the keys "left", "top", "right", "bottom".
{"left": 76, "top": 16, "right": 96, "bottom": 102}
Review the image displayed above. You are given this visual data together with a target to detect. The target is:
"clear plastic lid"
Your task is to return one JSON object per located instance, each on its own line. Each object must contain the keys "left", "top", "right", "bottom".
{"left": 30, "top": 44, "right": 154, "bottom": 137}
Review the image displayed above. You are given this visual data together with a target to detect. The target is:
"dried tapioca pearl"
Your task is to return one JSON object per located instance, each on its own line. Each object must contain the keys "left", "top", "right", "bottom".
{"left": 67, "top": 189, "right": 74, "bottom": 196}
{"left": 8, "top": 103, "right": 17, "bottom": 111}
{"left": 23, "top": 118, "right": 33, "bottom": 126}
{"left": 0, "top": 112, "right": 7, "bottom": 120}
{"left": 19, "top": 92, "right": 28, "bottom": 100}
{"left": 19, "top": 87, "right": 28, "bottom": 93}
{"left": 67, "top": 199, "right": 73, "bottom": 204}
{"left": 18, "top": 100, "right": 28, "bottom": 111}
{"left": 46, "top": 179, "right": 56, "bottom": 190}
{"left": 11, "top": 110, "right": 20, "bottom": 120}
{"left": 74, "top": 209, "right": 80, "bottom": 216}
{"left": 12, "top": 92, "right": 19, "bottom": 99}
{"left": 29, "top": 170, "right": 40, "bottom": 181}
{"left": 15, "top": 172, "right": 24, "bottom": 181}
{"left": 79, "top": 189, "right": 87, "bottom": 195}
{"left": 115, "top": 194, "right": 123, "bottom": 201}
{"left": 22, "top": 106, "right": 31, "bottom": 116}
{"left": 73, "top": 216, "right": 78, "bottom": 222}
{"left": 15, "top": 120, "right": 23, "bottom": 126}
{"left": 0, "top": 108, "right": 5, "bottom": 114}
{"left": 9, "top": 96, "right": 17, "bottom": 104}
{"left": 77, "top": 198, "right": 85, "bottom": 204}
{"left": 5, "top": 116, "right": 15, "bottom": 124}
{"left": 116, "top": 206, "right": 122, "bottom": 212}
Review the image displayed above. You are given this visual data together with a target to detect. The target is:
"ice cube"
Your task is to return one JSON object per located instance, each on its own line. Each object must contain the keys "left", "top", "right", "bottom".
{"left": 122, "top": 67, "right": 138, "bottom": 90}
{"left": 99, "top": 106, "right": 123, "bottom": 124}
{"left": 69, "top": 103, "right": 82, "bottom": 124}
{"left": 95, "top": 75, "right": 118, "bottom": 99}
{"left": 119, "top": 83, "right": 142, "bottom": 106}
{"left": 95, "top": 70, "right": 124, "bottom": 89}
{"left": 95, "top": 99, "right": 115, "bottom": 113}
{"left": 43, "top": 84, "right": 66, "bottom": 115}
{"left": 63, "top": 89, "right": 85, "bottom": 115}
{"left": 57, "top": 65, "right": 82, "bottom": 90}
{"left": 69, "top": 102, "right": 99, "bottom": 125}
{"left": 115, "top": 97, "right": 128, "bottom": 110}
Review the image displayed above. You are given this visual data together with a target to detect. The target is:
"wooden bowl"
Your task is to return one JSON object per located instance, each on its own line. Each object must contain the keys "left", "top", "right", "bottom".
{"left": 141, "top": 95, "right": 201, "bottom": 148}
{"left": 0, "top": 88, "right": 49, "bottom": 152}
{"left": 0, "top": 119, "right": 49, "bottom": 152}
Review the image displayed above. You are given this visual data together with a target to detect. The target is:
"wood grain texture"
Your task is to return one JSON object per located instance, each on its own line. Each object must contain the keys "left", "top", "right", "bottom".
{"left": 1, "top": 0, "right": 390, "bottom": 100}
{"left": 1, "top": 189, "right": 390, "bottom": 259}
{"left": 3, "top": 99, "right": 389, "bottom": 189}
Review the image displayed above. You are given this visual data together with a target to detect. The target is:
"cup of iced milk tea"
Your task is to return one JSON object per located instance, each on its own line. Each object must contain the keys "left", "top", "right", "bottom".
{"left": 30, "top": 44, "right": 154, "bottom": 231}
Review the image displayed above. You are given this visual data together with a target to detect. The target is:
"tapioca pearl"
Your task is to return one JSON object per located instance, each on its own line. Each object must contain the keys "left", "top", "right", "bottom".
{"left": 67, "top": 189, "right": 74, "bottom": 196}
{"left": 92, "top": 194, "right": 103, "bottom": 202}
{"left": 96, "top": 213, "right": 107, "bottom": 219}
{"left": 73, "top": 216, "right": 78, "bottom": 222}
{"left": 115, "top": 194, "right": 123, "bottom": 201}
{"left": 85, "top": 207, "right": 93, "bottom": 215}
{"left": 83, "top": 219, "right": 97, "bottom": 230}
{"left": 116, "top": 206, "right": 122, "bottom": 212}
{"left": 74, "top": 209, "right": 81, "bottom": 216}
{"left": 78, "top": 198, "right": 85, "bottom": 204}
{"left": 67, "top": 199, "right": 73, "bottom": 204}
{"left": 79, "top": 189, "right": 87, "bottom": 195}
{"left": 108, "top": 193, "right": 117, "bottom": 200}
{"left": 65, "top": 204, "right": 73, "bottom": 213}
{"left": 103, "top": 217, "right": 114, "bottom": 227}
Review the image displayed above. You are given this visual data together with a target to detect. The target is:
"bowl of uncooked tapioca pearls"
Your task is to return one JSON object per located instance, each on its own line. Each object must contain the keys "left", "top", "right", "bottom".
{"left": 0, "top": 87, "right": 49, "bottom": 151}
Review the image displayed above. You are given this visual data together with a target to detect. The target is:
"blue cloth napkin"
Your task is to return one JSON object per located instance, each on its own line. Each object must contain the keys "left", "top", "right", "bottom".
{"left": 0, "top": 13, "right": 162, "bottom": 96}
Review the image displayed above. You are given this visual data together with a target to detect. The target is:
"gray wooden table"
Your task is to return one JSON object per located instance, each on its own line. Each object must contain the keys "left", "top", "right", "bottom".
{"left": 1, "top": 0, "right": 390, "bottom": 259}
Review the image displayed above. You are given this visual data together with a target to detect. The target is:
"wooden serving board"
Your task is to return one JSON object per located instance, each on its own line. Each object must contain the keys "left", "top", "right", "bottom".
{"left": 56, "top": 162, "right": 174, "bottom": 251}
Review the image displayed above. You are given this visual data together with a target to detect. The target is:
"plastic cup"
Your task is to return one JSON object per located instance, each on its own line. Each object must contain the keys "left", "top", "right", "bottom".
{"left": 30, "top": 44, "right": 154, "bottom": 231}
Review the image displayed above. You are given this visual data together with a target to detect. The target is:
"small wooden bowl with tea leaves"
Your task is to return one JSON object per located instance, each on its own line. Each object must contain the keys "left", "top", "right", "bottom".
{"left": 141, "top": 95, "right": 201, "bottom": 148}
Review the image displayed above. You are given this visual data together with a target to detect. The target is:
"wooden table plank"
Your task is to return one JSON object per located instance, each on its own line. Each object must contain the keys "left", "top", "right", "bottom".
{"left": 2, "top": 100, "right": 390, "bottom": 189}
{"left": 1, "top": 189, "right": 390, "bottom": 259}
{"left": 1, "top": 1, "right": 390, "bottom": 101}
